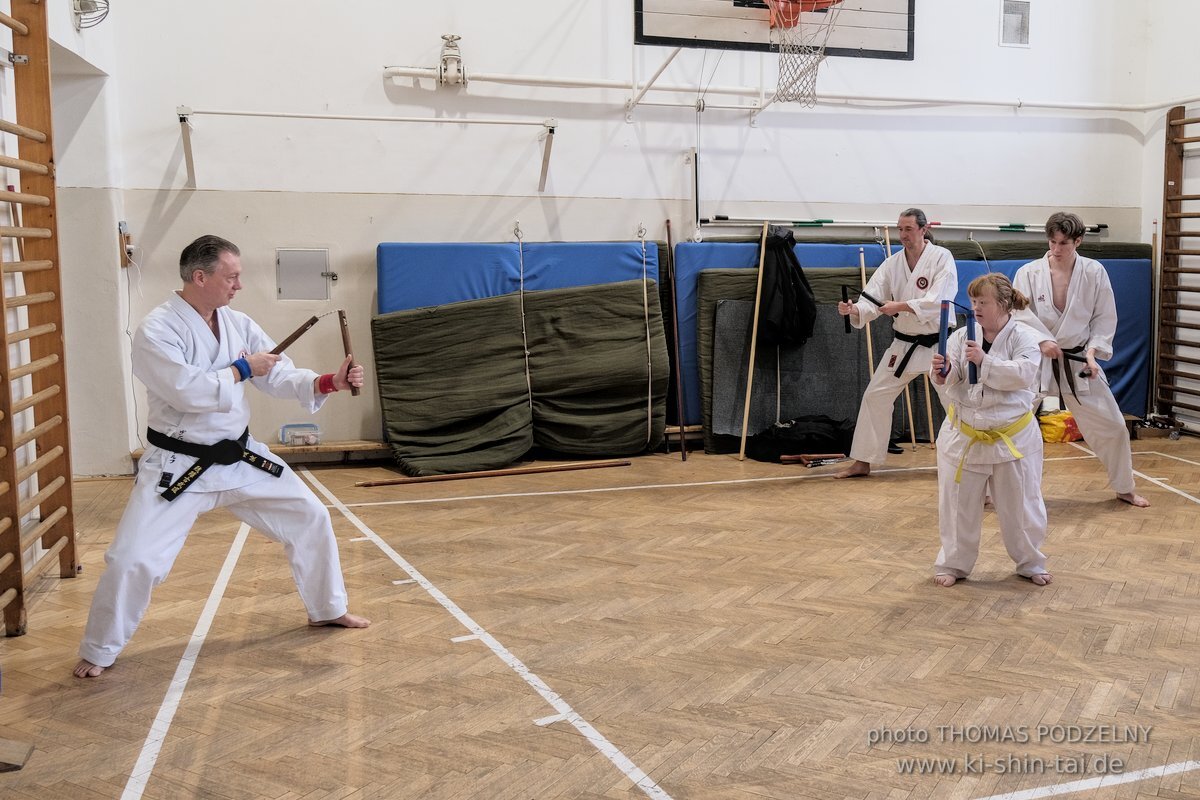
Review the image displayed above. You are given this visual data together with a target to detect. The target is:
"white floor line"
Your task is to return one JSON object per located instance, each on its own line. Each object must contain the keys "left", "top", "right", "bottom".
{"left": 328, "top": 455, "right": 1099, "bottom": 511}
{"left": 300, "top": 469, "right": 673, "bottom": 800}
{"left": 121, "top": 523, "right": 250, "bottom": 800}
{"left": 973, "top": 758, "right": 1200, "bottom": 800}
{"left": 1142, "top": 449, "right": 1200, "bottom": 468}
{"left": 1070, "top": 442, "right": 1200, "bottom": 506}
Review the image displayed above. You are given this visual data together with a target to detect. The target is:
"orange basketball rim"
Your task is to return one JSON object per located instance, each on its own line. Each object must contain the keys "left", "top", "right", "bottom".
{"left": 768, "top": 0, "right": 842, "bottom": 29}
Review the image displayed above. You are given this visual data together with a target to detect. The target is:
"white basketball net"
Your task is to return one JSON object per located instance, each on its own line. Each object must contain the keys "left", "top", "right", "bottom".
{"left": 766, "top": 0, "right": 844, "bottom": 107}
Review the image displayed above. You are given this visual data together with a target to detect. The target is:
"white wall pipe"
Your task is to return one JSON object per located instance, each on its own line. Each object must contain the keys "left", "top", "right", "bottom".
{"left": 701, "top": 219, "right": 1104, "bottom": 234}
{"left": 179, "top": 107, "right": 550, "bottom": 127}
{"left": 383, "top": 65, "right": 1200, "bottom": 115}
{"left": 383, "top": 65, "right": 757, "bottom": 98}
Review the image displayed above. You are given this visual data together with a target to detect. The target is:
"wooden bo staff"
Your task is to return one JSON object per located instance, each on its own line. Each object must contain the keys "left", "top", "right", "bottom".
{"left": 338, "top": 309, "right": 360, "bottom": 396}
{"left": 883, "top": 224, "right": 926, "bottom": 450}
{"left": 355, "top": 459, "right": 631, "bottom": 487}
{"left": 858, "top": 248, "right": 875, "bottom": 378}
{"left": 922, "top": 374, "right": 937, "bottom": 450}
{"left": 738, "top": 221, "right": 771, "bottom": 461}
{"left": 665, "top": 219, "right": 688, "bottom": 461}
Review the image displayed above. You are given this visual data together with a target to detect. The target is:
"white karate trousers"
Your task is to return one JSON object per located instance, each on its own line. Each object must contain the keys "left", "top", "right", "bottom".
{"left": 935, "top": 444, "right": 1049, "bottom": 580}
{"left": 78, "top": 465, "right": 349, "bottom": 668}
{"left": 1052, "top": 365, "right": 1137, "bottom": 495}
{"left": 849, "top": 342, "right": 939, "bottom": 465}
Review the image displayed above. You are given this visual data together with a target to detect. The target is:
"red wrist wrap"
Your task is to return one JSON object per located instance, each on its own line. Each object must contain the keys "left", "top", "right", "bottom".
{"left": 318, "top": 373, "right": 337, "bottom": 394}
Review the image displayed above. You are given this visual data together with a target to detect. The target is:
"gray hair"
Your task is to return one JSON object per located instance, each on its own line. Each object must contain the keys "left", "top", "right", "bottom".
{"left": 179, "top": 235, "right": 239, "bottom": 283}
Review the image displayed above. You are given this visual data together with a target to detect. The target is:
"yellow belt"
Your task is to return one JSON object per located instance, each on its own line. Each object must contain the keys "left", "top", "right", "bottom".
{"left": 946, "top": 405, "right": 1035, "bottom": 482}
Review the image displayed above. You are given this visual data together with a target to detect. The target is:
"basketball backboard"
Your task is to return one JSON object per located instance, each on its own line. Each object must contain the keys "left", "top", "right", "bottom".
{"left": 634, "top": 0, "right": 915, "bottom": 61}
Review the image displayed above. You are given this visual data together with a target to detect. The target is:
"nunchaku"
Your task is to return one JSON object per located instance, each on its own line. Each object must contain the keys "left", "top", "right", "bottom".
{"left": 270, "top": 309, "right": 360, "bottom": 395}
{"left": 1062, "top": 351, "right": 1095, "bottom": 378}
{"left": 840, "top": 284, "right": 898, "bottom": 329}
{"left": 937, "top": 300, "right": 978, "bottom": 384}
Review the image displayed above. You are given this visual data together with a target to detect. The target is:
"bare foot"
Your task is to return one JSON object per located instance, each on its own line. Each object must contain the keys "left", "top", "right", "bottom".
{"left": 834, "top": 460, "right": 871, "bottom": 479}
{"left": 934, "top": 574, "right": 957, "bottom": 587}
{"left": 308, "top": 612, "right": 371, "bottom": 628}
{"left": 73, "top": 659, "right": 106, "bottom": 678}
{"left": 1028, "top": 573, "right": 1053, "bottom": 586}
{"left": 1117, "top": 492, "right": 1150, "bottom": 508}
{"left": 984, "top": 495, "right": 994, "bottom": 508}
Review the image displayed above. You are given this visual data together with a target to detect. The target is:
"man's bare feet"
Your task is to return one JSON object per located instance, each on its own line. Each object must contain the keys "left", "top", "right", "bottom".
{"left": 308, "top": 612, "right": 371, "bottom": 628}
{"left": 934, "top": 574, "right": 957, "bottom": 587}
{"left": 1117, "top": 492, "right": 1150, "bottom": 508}
{"left": 835, "top": 460, "right": 871, "bottom": 479}
{"left": 1028, "top": 573, "right": 1053, "bottom": 586}
{"left": 73, "top": 659, "right": 106, "bottom": 678}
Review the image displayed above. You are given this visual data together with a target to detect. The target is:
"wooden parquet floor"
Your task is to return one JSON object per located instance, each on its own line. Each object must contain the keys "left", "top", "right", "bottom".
{"left": 3, "top": 437, "right": 1200, "bottom": 799}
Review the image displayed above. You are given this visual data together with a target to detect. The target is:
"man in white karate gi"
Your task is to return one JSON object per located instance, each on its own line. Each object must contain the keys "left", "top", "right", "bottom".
{"left": 1012, "top": 213, "right": 1150, "bottom": 508}
{"left": 836, "top": 208, "right": 958, "bottom": 478}
{"left": 75, "top": 235, "right": 369, "bottom": 678}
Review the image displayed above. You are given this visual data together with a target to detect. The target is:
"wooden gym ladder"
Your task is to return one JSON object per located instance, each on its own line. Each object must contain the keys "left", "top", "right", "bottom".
{"left": 0, "top": 0, "right": 78, "bottom": 637}
{"left": 1156, "top": 105, "right": 1200, "bottom": 426}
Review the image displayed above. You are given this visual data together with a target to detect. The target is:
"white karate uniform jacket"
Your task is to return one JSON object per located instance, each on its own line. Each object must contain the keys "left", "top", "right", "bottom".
{"left": 850, "top": 242, "right": 959, "bottom": 358}
{"left": 937, "top": 319, "right": 1043, "bottom": 471}
{"left": 933, "top": 318, "right": 1048, "bottom": 579}
{"left": 134, "top": 292, "right": 329, "bottom": 491}
{"left": 1011, "top": 254, "right": 1116, "bottom": 399}
{"left": 845, "top": 242, "right": 957, "bottom": 464}
{"left": 79, "top": 293, "right": 348, "bottom": 668}
{"left": 1011, "top": 254, "right": 1137, "bottom": 495}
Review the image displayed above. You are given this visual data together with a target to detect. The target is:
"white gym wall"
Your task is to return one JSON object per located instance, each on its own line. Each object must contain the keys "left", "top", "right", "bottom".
{"left": 41, "top": 0, "right": 1198, "bottom": 474}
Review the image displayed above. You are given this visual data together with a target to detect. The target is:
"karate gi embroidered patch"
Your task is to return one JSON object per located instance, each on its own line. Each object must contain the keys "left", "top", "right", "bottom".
{"left": 158, "top": 472, "right": 174, "bottom": 488}
{"left": 888, "top": 355, "right": 897, "bottom": 368}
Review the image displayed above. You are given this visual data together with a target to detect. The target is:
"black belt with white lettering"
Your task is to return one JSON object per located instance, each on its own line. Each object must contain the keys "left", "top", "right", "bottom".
{"left": 890, "top": 331, "right": 941, "bottom": 378}
{"left": 147, "top": 427, "right": 284, "bottom": 501}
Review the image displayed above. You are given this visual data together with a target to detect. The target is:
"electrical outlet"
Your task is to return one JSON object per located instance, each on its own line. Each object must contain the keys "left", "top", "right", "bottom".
{"left": 118, "top": 222, "right": 134, "bottom": 268}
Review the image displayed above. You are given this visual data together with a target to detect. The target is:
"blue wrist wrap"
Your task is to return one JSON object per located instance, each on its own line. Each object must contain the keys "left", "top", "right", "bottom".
{"left": 232, "top": 358, "right": 252, "bottom": 381}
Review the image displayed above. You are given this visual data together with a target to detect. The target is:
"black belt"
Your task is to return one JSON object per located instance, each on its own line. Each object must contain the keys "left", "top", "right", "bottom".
{"left": 1050, "top": 345, "right": 1086, "bottom": 405}
{"left": 147, "top": 427, "right": 284, "bottom": 501}
{"left": 890, "top": 331, "right": 941, "bottom": 378}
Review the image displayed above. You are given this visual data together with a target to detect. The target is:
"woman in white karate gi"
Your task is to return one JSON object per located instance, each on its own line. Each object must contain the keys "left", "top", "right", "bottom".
{"left": 837, "top": 208, "right": 958, "bottom": 478}
{"left": 75, "top": 235, "right": 369, "bottom": 678}
{"left": 1012, "top": 212, "right": 1149, "bottom": 508}
{"left": 930, "top": 273, "right": 1051, "bottom": 587}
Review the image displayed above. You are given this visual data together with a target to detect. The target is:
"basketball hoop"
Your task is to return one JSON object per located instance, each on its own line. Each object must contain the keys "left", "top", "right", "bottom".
{"left": 766, "top": 0, "right": 844, "bottom": 107}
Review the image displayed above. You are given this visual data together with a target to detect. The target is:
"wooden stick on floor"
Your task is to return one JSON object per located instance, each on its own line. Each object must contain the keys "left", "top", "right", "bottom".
{"left": 738, "top": 222, "right": 770, "bottom": 461}
{"left": 356, "top": 459, "right": 631, "bottom": 487}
